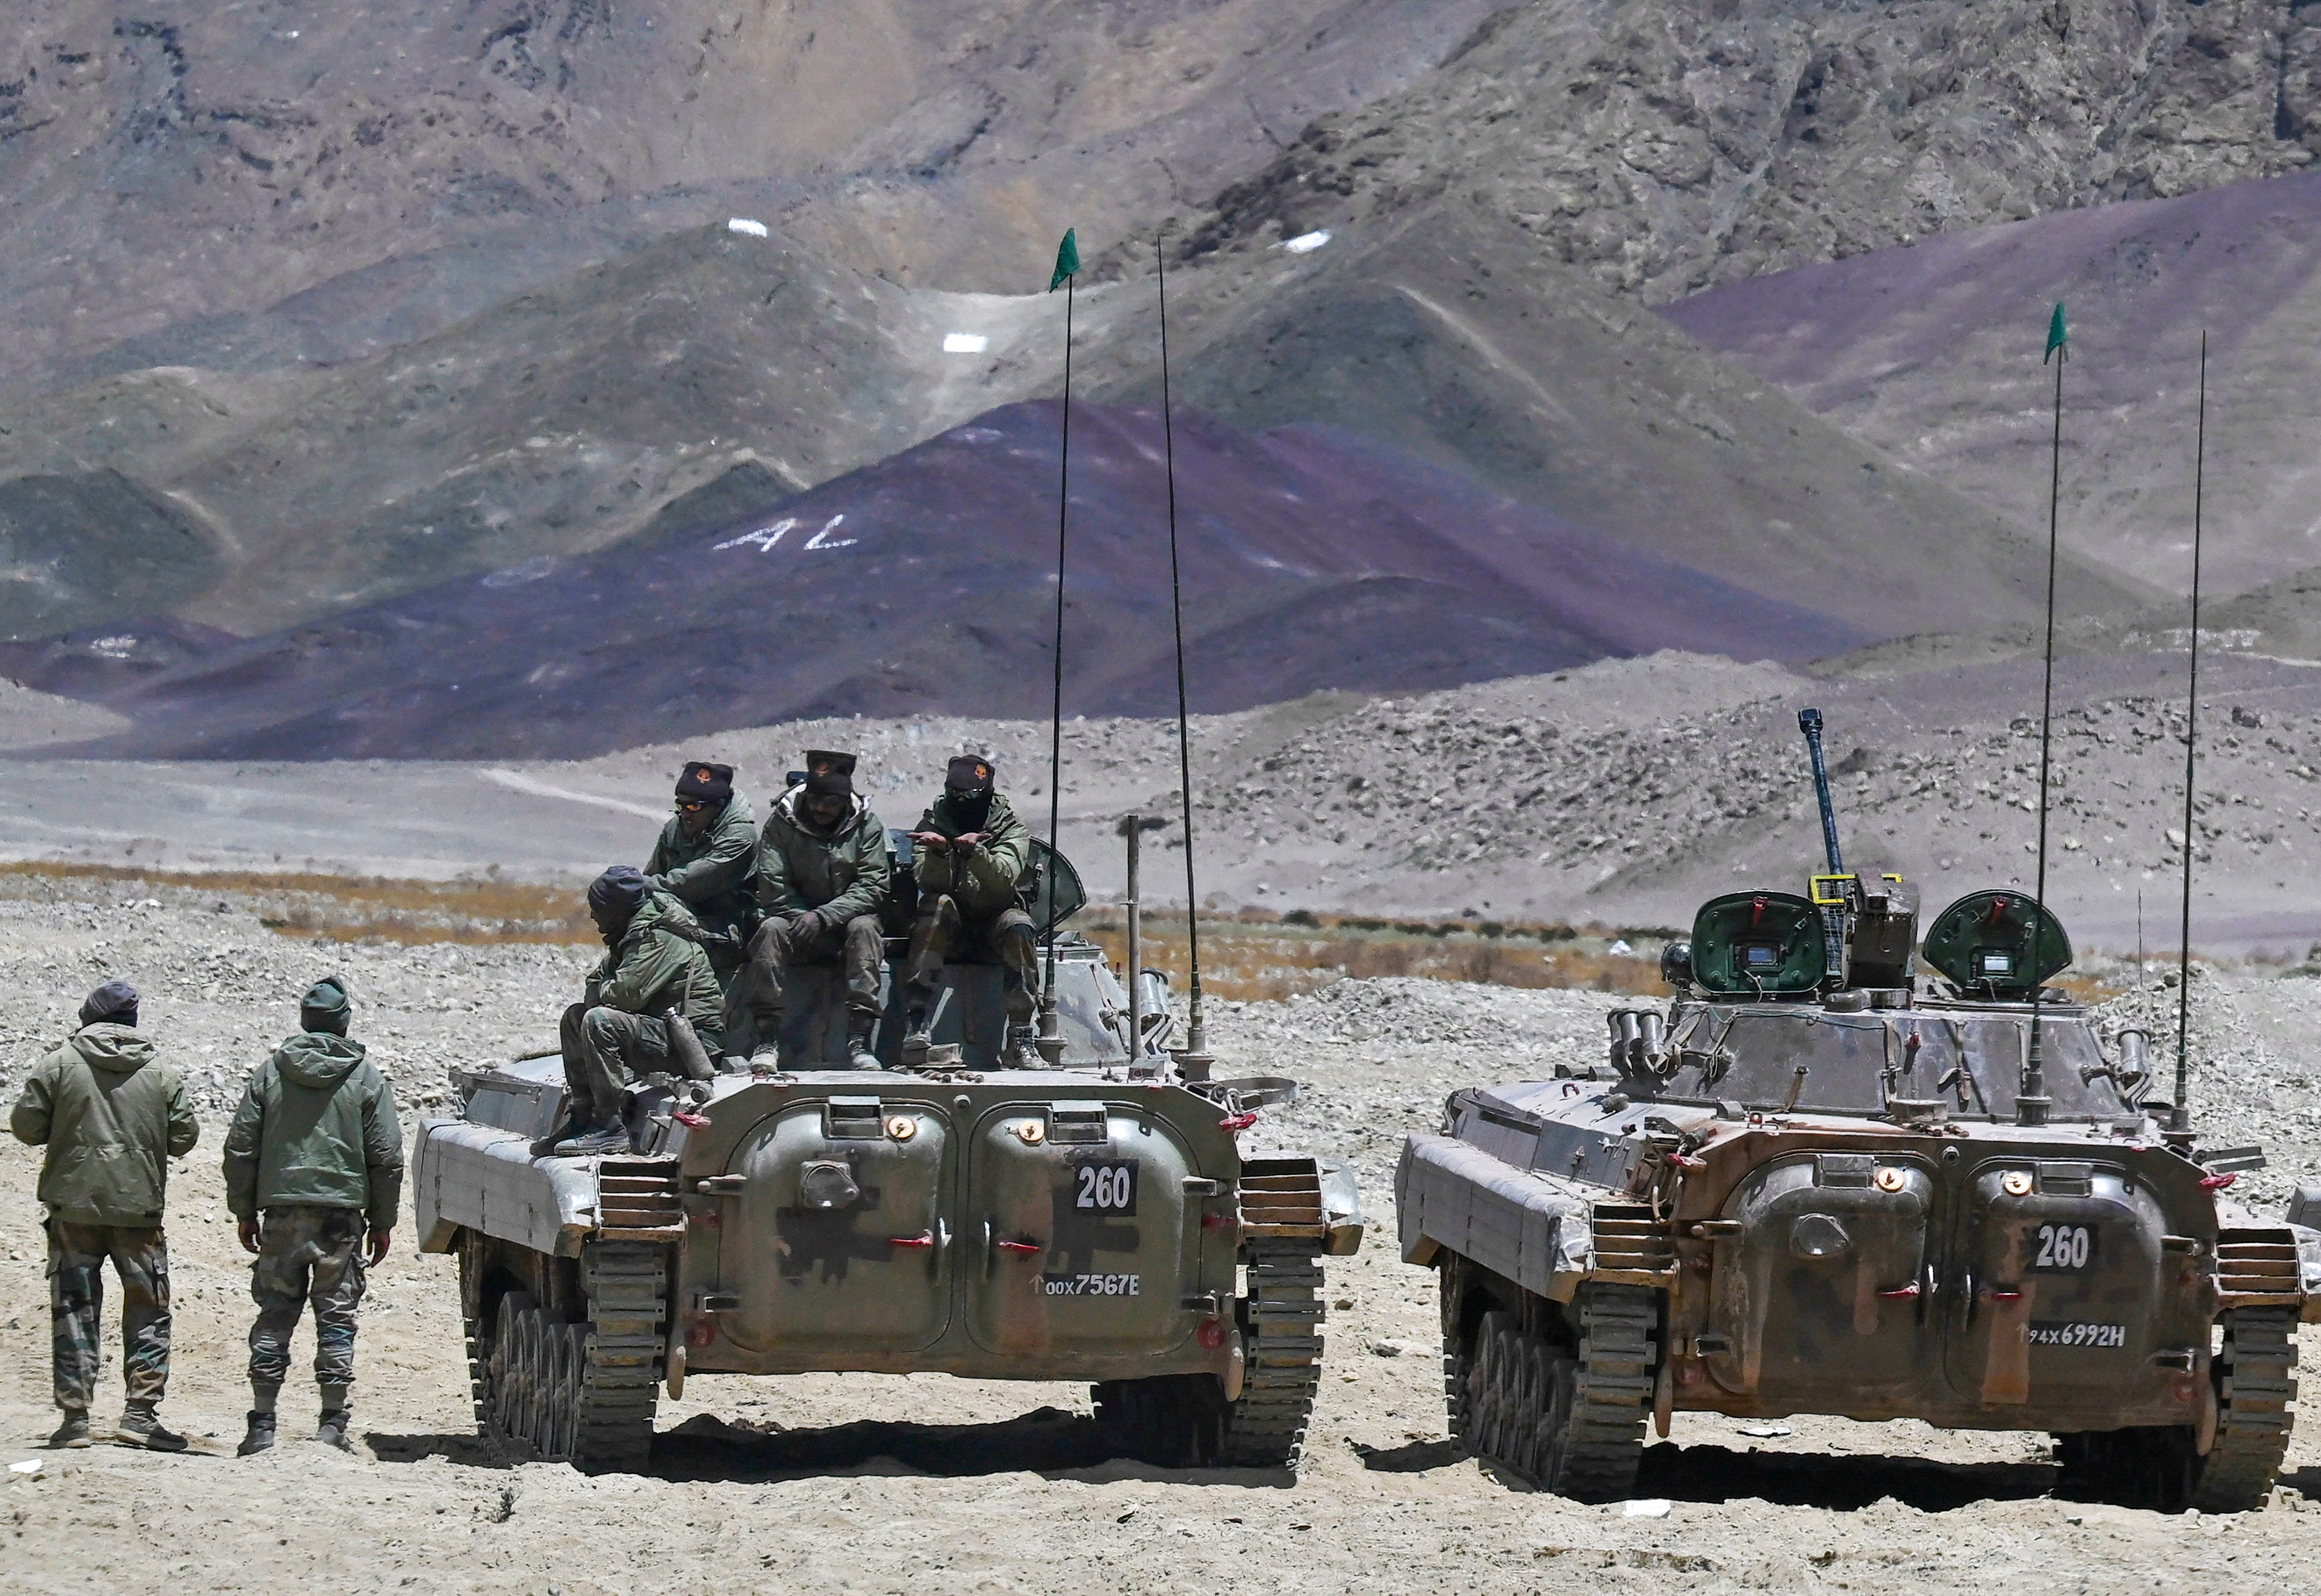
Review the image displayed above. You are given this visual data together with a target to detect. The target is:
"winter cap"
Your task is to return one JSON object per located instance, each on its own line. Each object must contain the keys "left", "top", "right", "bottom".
{"left": 78, "top": 979, "right": 139, "bottom": 1029}
{"left": 803, "top": 749, "right": 856, "bottom": 798}
{"left": 945, "top": 754, "right": 995, "bottom": 794}
{"left": 300, "top": 976, "right": 352, "bottom": 1036}
{"left": 674, "top": 761, "right": 733, "bottom": 804}
{"left": 587, "top": 865, "right": 650, "bottom": 920}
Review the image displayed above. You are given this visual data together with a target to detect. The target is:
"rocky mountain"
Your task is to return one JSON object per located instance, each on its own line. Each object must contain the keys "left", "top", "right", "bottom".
{"left": 1177, "top": 0, "right": 2321, "bottom": 305}
{"left": 4, "top": 400, "right": 1872, "bottom": 760}
{"left": 3, "top": 0, "right": 2316, "bottom": 684}
{"left": 1663, "top": 170, "right": 2321, "bottom": 596}
{"left": 0, "top": 0, "right": 1501, "bottom": 394}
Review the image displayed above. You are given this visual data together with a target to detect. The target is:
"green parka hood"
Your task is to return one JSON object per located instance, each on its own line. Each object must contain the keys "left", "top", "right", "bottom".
{"left": 12, "top": 1024, "right": 196, "bottom": 1225}
{"left": 273, "top": 1031, "right": 367, "bottom": 1090}
{"left": 222, "top": 1033, "right": 402, "bottom": 1224}
{"left": 69, "top": 1022, "right": 158, "bottom": 1075}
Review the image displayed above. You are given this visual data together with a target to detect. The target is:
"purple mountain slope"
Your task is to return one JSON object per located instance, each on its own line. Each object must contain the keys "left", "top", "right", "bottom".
{"left": 1660, "top": 170, "right": 2321, "bottom": 595}
{"left": 20, "top": 402, "right": 1871, "bottom": 761}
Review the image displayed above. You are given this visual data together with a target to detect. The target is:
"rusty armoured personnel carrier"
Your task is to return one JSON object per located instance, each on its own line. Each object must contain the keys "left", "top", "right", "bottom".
{"left": 411, "top": 834, "right": 1362, "bottom": 1473}
{"left": 1398, "top": 712, "right": 2317, "bottom": 1510}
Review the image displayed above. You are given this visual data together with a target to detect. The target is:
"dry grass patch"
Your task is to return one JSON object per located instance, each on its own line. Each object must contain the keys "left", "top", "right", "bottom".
{"left": 1082, "top": 912, "right": 1670, "bottom": 1002}
{"left": 0, "top": 861, "right": 594, "bottom": 944}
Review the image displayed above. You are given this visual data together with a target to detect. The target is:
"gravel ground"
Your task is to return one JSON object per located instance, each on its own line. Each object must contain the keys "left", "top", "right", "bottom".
{"left": 6, "top": 881, "right": 2321, "bottom": 1593}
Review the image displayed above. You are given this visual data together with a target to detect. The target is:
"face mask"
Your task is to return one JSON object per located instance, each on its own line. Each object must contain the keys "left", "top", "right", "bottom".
{"left": 950, "top": 791, "right": 992, "bottom": 829}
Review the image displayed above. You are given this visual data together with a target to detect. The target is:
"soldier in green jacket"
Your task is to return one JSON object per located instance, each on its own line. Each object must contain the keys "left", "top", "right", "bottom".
{"left": 905, "top": 755, "right": 1040, "bottom": 1067}
{"left": 9, "top": 980, "right": 198, "bottom": 1452}
{"left": 643, "top": 759, "right": 759, "bottom": 993}
{"left": 547, "top": 866, "right": 725, "bottom": 1157}
{"left": 221, "top": 976, "right": 404, "bottom": 1457}
{"left": 733, "top": 750, "right": 892, "bottom": 1069}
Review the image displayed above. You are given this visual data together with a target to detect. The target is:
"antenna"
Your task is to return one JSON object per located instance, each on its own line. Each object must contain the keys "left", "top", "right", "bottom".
{"left": 2021, "top": 305, "right": 2068, "bottom": 1127}
{"left": 2172, "top": 332, "right": 2208, "bottom": 1138}
{"left": 1036, "top": 237, "right": 1079, "bottom": 1063}
{"left": 1156, "top": 225, "right": 1211, "bottom": 1079}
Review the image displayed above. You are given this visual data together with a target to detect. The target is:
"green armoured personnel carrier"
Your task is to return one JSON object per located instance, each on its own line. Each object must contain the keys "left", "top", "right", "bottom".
{"left": 1398, "top": 712, "right": 2317, "bottom": 1510}
{"left": 412, "top": 832, "right": 1362, "bottom": 1473}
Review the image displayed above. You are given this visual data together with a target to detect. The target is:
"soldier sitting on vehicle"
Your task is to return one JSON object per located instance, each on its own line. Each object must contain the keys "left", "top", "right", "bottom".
{"left": 731, "top": 750, "right": 891, "bottom": 1070}
{"left": 543, "top": 866, "right": 724, "bottom": 1157}
{"left": 904, "top": 754, "right": 1040, "bottom": 1067}
{"left": 222, "top": 976, "right": 403, "bottom": 1457}
{"left": 643, "top": 759, "right": 758, "bottom": 997}
{"left": 10, "top": 980, "right": 198, "bottom": 1452}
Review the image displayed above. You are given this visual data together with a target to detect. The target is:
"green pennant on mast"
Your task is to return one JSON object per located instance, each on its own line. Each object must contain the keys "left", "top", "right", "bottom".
{"left": 1048, "top": 228, "right": 1080, "bottom": 293}
{"left": 2044, "top": 301, "right": 2068, "bottom": 365}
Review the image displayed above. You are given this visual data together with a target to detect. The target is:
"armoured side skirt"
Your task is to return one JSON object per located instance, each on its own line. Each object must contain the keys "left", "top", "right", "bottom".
{"left": 1397, "top": 1134, "right": 1594, "bottom": 1302}
{"left": 414, "top": 1120, "right": 600, "bottom": 1259}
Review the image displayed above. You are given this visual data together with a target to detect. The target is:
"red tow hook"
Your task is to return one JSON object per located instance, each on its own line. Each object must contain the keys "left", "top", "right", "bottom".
{"left": 889, "top": 1232, "right": 935, "bottom": 1249}
{"left": 1218, "top": 1111, "right": 1260, "bottom": 1132}
{"left": 2201, "top": 1172, "right": 2238, "bottom": 1191}
{"left": 996, "top": 1238, "right": 1042, "bottom": 1255}
{"left": 1876, "top": 1282, "right": 1920, "bottom": 1299}
{"left": 1667, "top": 1153, "right": 1707, "bottom": 1172}
{"left": 673, "top": 1111, "right": 711, "bottom": 1129}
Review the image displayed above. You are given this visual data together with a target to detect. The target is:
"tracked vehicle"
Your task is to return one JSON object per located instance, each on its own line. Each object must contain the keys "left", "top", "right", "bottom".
{"left": 413, "top": 832, "right": 1361, "bottom": 1473}
{"left": 1398, "top": 713, "right": 2318, "bottom": 1510}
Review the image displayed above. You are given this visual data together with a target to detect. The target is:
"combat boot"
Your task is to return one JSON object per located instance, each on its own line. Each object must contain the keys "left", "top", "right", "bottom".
{"left": 315, "top": 1407, "right": 354, "bottom": 1453}
{"left": 846, "top": 1012, "right": 880, "bottom": 1071}
{"left": 899, "top": 1003, "right": 931, "bottom": 1067}
{"left": 532, "top": 1110, "right": 589, "bottom": 1158}
{"left": 46, "top": 1410, "right": 91, "bottom": 1450}
{"left": 115, "top": 1402, "right": 189, "bottom": 1452}
{"left": 237, "top": 1411, "right": 276, "bottom": 1456}
{"left": 551, "top": 1118, "right": 631, "bottom": 1157}
{"left": 1001, "top": 1026, "right": 1043, "bottom": 1070}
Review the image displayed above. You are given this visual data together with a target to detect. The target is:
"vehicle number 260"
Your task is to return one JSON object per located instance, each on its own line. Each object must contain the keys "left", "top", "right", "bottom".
{"left": 2032, "top": 1223, "right": 2095, "bottom": 1272}
{"left": 1074, "top": 1161, "right": 1139, "bottom": 1213}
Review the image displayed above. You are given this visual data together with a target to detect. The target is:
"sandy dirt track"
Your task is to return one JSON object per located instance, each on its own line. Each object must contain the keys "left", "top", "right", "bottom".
{"left": 5, "top": 890, "right": 2321, "bottom": 1593}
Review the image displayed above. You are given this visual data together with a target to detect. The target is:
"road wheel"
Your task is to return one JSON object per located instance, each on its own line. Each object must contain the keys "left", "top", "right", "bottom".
{"left": 484, "top": 1291, "right": 538, "bottom": 1454}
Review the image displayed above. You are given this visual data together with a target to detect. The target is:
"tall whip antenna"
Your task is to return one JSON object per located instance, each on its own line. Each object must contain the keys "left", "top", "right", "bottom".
{"left": 1156, "top": 225, "right": 1211, "bottom": 1079}
{"left": 2021, "top": 302, "right": 2069, "bottom": 1127}
{"left": 1037, "top": 229, "right": 1081, "bottom": 1060}
{"left": 2172, "top": 331, "right": 2209, "bottom": 1137}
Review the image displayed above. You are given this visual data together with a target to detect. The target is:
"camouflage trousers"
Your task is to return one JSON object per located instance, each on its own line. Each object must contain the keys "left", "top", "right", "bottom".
{"left": 248, "top": 1206, "right": 368, "bottom": 1389}
{"left": 47, "top": 1220, "right": 171, "bottom": 1413}
{"left": 731, "top": 911, "right": 886, "bottom": 1043}
{"left": 905, "top": 897, "right": 1038, "bottom": 1028}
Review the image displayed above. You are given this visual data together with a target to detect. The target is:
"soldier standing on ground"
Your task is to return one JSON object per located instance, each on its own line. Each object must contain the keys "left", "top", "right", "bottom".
{"left": 732, "top": 750, "right": 892, "bottom": 1070}
{"left": 643, "top": 760, "right": 759, "bottom": 997}
{"left": 905, "top": 755, "right": 1041, "bottom": 1067}
{"left": 9, "top": 979, "right": 197, "bottom": 1451}
{"left": 545, "top": 865, "right": 725, "bottom": 1156}
{"left": 222, "top": 977, "right": 404, "bottom": 1456}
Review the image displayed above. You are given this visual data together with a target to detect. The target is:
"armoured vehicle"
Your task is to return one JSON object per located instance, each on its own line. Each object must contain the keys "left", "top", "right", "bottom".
{"left": 412, "top": 832, "right": 1362, "bottom": 1472}
{"left": 1398, "top": 713, "right": 2319, "bottom": 1510}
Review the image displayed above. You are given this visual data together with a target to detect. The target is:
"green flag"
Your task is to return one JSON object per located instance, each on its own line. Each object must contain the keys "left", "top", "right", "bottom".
{"left": 1048, "top": 228, "right": 1080, "bottom": 293}
{"left": 2044, "top": 301, "right": 2068, "bottom": 365}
